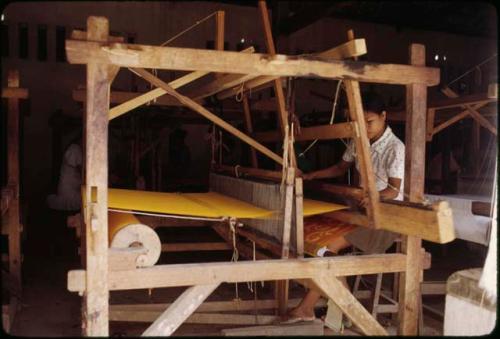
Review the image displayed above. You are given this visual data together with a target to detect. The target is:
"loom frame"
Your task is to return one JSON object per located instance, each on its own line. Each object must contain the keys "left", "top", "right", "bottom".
{"left": 66, "top": 4, "right": 442, "bottom": 334}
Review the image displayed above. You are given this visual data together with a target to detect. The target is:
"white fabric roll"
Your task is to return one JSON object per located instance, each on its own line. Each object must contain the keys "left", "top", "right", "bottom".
{"left": 110, "top": 224, "right": 161, "bottom": 267}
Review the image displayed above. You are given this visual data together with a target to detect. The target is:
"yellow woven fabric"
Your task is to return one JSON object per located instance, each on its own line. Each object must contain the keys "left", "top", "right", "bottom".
{"left": 85, "top": 188, "right": 347, "bottom": 219}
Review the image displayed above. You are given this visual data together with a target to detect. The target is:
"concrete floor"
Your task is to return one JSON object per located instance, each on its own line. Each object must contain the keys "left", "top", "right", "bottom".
{"left": 6, "top": 197, "right": 487, "bottom": 336}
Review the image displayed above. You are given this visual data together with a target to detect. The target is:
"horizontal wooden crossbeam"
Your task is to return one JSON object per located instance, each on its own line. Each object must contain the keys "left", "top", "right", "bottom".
{"left": 65, "top": 40, "right": 440, "bottom": 85}
{"left": 255, "top": 122, "right": 355, "bottom": 142}
{"left": 67, "top": 254, "right": 407, "bottom": 292}
{"left": 1, "top": 88, "right": 29, "bottom": 99}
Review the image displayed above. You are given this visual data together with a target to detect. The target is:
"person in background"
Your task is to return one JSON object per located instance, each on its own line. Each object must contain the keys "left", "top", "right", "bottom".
{"left": 47, "top": 133, "right": 82, "bottom": 212}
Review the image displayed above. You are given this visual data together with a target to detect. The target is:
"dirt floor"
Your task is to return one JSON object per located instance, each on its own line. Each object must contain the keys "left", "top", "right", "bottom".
{"left": 5, "top": 195, "right": 487, "bottom": 336}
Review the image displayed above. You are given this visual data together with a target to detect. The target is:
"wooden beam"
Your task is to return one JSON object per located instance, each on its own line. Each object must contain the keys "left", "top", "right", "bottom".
{"left": 344, "top": 81, "right": 381, "bottom": 228}
{"left": 110, "top": 298, "right": 310, "bottom": 314}
{"left": 326, "top": 200, "right": 454, "bottom": 244}
{"left": 255, "top": 122, "right": 354, "bottom": 142}
{"left": 1, "top": 88, "right": 29, "bottom": 99}
{"left": 488, "top": 83, "right": 498, "bottom": 98}
{"left": 258, "top": 0, "right": 288, "bottom": 135}
{"left": 108, "top": 70, "right": 208, "bottom": 120}
{"left": 317, "top": 38, "right": 367, "bottom": 60}
{"left": 83, "top": 16, "right": 110, "bottom": 336}
{"left": 161, "top": 242, "right": 231, "bottom": 252}
{"left": 465, "top": 105, "right": 497, "bottom": 135}
{"left": 73, "top": 88, "right": 180, "bottom": 106}
{"left": 142, "top": 283, "right": 218, "bottom": 336}
{"left": 130, "top": 67, "right": 284, "bottom": 165}
{"left": 217, "top": 38, "right": 368, "bottom": 101}
{"left": 312, "top": 273, "right": 387, "bottom": 335}
{"left": 71, "top": 29, "right": 124, "bottom": 43}
{"left": 65, "top": 40, "right": 440, "bottom": 86}
{"left": 242, "top": 95, "right": 258, "bottom": 167}
{"left": 217, "top": 76, "right": 278, "bottom": 100}
{"left": 214, "top": 10, "right": 225, "bottom": 80}
{"left": 221, "top": 319, "right": 324, "bottom": 336}
{"left": 68, "top": 253, "right": 408, "bottom": 292}
{"left": 6, "top": 70, "right": 22, "bottom": 316}
{"left": 214, "top": 164, "right": 282, "bottom": 181}
{"left": 398, "top": 43, "right": 426, "bottom": 336}
{"left": 430, "top": 92, "right": 496, "bottom": 110}
{"left": 295, "top": 178, "right": 304, "bottom": 258}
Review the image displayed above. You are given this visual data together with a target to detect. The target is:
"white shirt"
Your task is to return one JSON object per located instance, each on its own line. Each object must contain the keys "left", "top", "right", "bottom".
{"left": 47, "top": 143, "right": 83, "bottom": 210}
{"left": 342, "top": 126, "right": 405, "bottom": 201}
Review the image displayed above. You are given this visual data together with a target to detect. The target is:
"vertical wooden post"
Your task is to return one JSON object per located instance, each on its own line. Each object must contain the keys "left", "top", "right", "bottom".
{"left": 83, "top": 16, "right": 110, "bottom": 336}
{"left": 398, "top": 43, "right": 427, "bottom": 335}
{"left": 242, "top": 95, "right": 258, "bottom": 168}
{"left": 295, "top": 177, "right": 304, "bottom": 258}
{"left": 6, "top": 70, "right": 22, "bottom": 324}
{"left": 214, "top": 11, "right": 225, "bottom": 79}
{"left": 258, "top": 0, "right": 287, "bottom": 136}
{"left": 472, "top": 120, "right": 480, "bottom": 176}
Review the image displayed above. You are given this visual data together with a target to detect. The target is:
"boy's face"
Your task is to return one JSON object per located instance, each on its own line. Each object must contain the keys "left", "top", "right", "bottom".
{"left": 364, "top": 111, "right": 386, "bottom": 140}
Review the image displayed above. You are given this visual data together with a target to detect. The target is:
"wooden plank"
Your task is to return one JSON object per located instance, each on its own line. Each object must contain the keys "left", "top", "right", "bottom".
{"left": 65, "top": 40, "right": 440, "bottom": 86}
{"left": 430, "top": 92, "right": 496, "bottom": 110}
{"left": 161, "top": 242, "right": 231, "bottom": 252}
{"left": 130, "top": 67, "right": 284, "bottom": 165}
{"left": 187, "top": 313, "right": 277, "bottom": 325}
{"left": 221, "top": 319, "right": 324, "bottom": 336}
{"left": 258, "top": 0, "right": 288, "bottom": 135}
{"left": 242, "top": 95, "right": 258, "bottom": 167}
{"left": 108, "top": 247, "right": 147, "bottom": 271}
{"left": 318, "top": 38, "right": 367, "bottom": 60}
{"left": 398, "top": 43, "right": 427, "bottom": 336}
{"left": 110, "top": 298, "right": 303, "bottom": 314}
{"left": 466, "top": 105, "right": 497, "bottom": 135}
{"left": 326, "top": 200, "right": 454, "bottom": 244}
{"left": 68, "top": 253, "right": 408, "bottom": 292}
{"left": 142, "top": 283, "right": 218, "bottom": 336}
{"left": 70, "top": 29, "right": 124, "bottom": 42}
{"left": 6, "top": 70, "right": 22, "bottom": 314}
{"left": 421, "top": 281, "right": 446, "bottom": 295}
{"left": 344, "top": 81, "right": 381, "bottom": 228}
{"left": 1, "top": 87, "right": 29, "bottom": 99}
{"left": 295, "top": 178, "right": 304, "bottom": 258}
{"left": 188, "top": 73, "right": 258, "bottom": 100}
{"left": 74, "top": 88, "right": 180, "bottom": 106}
{"left": 217, "top": 76, "right": 278, "bottom": 100}
{"left": 312, "top": 273, "right": 388, "bottom": 335}
{"left": 214, "top": 10, "right": 225, "bottom": 80}
{"left": 304, "top": 180, "right": 364, "bottom": 200}
{"left": 83, "top": 16, "right": 110, "bottom": 336}
{"left": 255, "top": 122, "right": 354, "bottom": 142}
{"left": 430, "top": 109, "right": 469, "bottom": 137}
{"left": 107, "top": 70, "right": 207, "bottom": 120}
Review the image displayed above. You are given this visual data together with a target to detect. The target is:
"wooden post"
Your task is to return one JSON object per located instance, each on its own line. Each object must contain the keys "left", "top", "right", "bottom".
{"left": 398, "top": 43, "right": 427, "bottom": 335}
{"left": 6, "top": 70, "right": 23, "bottom": 328}
{"left": 214, "top": 10, "right": 225, "bottom": 80}
{"left": 472, "top": 120, "right": 480, "bottom": 176}
{"left": 83, "top": 16, "right": 110, "bottom": 336}
{"left": 258, "top": 0, "right": 288, "bottom": 136}
{"left": 242, "top": 95, "right": 258, "bottom": 168}
{"left": 295, "top": 177, "right": 304, "bottom": 258}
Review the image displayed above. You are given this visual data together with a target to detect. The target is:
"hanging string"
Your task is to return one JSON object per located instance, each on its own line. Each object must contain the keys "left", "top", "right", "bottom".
{"left": 299, "top": 79, "right": 344, "bottom": 158}
{"left": 229, "top": 218, "right": 241, "bottom": 301}
{"left": 446, "top": 53, "right": 497, "bottom": 87}
{"left": 235, "top": 82, "right": 246, "bottom": 102}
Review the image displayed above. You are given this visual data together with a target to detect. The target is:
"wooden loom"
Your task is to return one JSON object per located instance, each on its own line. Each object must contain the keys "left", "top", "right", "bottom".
{"left": 1, "top": 70, "right": 28, "bottom": 332}
{"left": 64, "top": 3, "right": 454, "bottom": 335}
